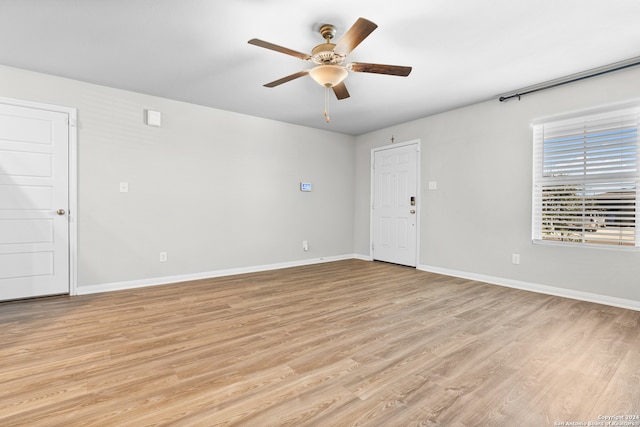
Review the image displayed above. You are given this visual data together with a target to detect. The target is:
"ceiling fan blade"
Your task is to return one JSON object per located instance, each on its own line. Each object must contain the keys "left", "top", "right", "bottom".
{"left": 334, "top": 18, "right": 378, "bottom": 56}
{"left": 248, "top": 39, "right": 311, "bottom": 60}
{"left": 349, "top": 62, "right": 412, "bottom": 76}
{"left": 263, "top": 70, "right": 310, "bottom": 88}
{"left": 332, "top": 82, "right": 350, "bottom": 100}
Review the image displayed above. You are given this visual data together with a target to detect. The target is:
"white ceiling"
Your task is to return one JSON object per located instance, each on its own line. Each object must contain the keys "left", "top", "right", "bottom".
{"left": 1, "top": 0, "right": 640, "bottom": 135}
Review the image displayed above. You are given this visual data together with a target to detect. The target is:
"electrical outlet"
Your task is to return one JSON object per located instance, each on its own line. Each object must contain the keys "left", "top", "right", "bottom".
{"left": 159, "top": 251, "right": 168, "bottom": 262}
{"left": 302, "top": 240, "right": 309, "bottom": 251}
{"left": 120, "top": 182, "right": 129, "bottom": 193}
{"left": 511, "top": 253, "right": 520, "bottom": 265}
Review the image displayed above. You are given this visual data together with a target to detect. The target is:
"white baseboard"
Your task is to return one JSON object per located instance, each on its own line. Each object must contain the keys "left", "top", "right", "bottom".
{"left": 418, "top": 264, "right": 640, "bottom": 312}
{"left": 76, "top": 255, "right": 640, "bottom": 312}
{"left": 76, "top": 254, "right": 358, "bottom": 296}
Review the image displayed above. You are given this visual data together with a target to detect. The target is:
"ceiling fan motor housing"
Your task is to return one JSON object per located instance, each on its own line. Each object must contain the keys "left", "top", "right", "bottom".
{"left": 310, "top": 24, "right": 345, "bottom": 65}
{"left": 311, "top": 43, "right": 344, "bottom": 65}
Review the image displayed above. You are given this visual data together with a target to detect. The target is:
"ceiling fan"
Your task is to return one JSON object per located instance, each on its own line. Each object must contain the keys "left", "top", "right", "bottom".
{"left": 248, "top": 17, "right": 412, "bottom": 121}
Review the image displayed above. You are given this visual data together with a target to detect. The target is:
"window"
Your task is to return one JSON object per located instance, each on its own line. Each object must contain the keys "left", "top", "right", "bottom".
{"left": 532, "top": 105, "right": 639, "bottom": 247}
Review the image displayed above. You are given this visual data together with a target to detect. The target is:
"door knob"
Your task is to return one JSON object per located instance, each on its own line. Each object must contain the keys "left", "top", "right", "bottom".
{"left": 56, "top": 209, "right": 66, "bottom": 215}
{"left": 410, "top": 209, "right": 416, "bottom": 214}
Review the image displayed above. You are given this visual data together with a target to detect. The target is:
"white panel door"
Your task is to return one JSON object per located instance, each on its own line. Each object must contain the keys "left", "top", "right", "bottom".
{"left": 372, "top": 143, "right": 418, "bottom": 267}
{"left": 0, "top": 103, "right": 69, "bottom": 300}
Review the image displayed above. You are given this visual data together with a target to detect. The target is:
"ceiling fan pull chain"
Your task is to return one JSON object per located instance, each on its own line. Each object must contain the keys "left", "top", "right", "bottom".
{"left": 324, "top": 87, "right": 331, "bottom": 123}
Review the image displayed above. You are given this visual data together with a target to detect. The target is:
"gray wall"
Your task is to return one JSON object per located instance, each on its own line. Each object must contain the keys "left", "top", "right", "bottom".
{"left": 354, "top": 66, "right": 640, "bottom": 303}
{"left": 0, "top": 65, "right": 355, "bottom": 289}
{"left": 2, "top": 61, "right": 639, "bottom": 304}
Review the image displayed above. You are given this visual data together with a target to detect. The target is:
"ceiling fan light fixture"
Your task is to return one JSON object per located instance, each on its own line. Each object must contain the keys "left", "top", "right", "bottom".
{"left": 309, "top": 65, "right": 348, "bottom": 88}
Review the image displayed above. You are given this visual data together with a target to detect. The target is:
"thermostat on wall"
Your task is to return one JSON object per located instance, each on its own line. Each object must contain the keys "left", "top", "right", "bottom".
{"left": 300, "top": 182, "right": 312, "bottom": 192}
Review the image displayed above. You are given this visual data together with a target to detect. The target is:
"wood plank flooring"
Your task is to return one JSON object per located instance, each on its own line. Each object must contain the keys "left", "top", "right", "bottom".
{"left": 1, "top": 259, "right": 639, "bottom": 426}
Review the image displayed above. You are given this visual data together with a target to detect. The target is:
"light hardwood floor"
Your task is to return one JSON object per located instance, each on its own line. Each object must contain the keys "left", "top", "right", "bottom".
{"left": 1, "top": 259, "right": 639, "bottom": 426}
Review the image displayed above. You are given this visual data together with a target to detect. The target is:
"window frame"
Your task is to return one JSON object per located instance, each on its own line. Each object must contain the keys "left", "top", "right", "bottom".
{"left": 531, "top": 103, "right": 640, "bottom": 249}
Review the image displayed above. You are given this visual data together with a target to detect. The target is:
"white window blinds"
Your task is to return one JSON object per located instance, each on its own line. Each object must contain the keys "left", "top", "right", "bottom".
{"left": 532, "top": 106, "right": 640, "bottom": 247}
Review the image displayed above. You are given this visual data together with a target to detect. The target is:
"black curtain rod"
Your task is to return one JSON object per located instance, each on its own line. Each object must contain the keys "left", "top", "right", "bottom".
{"left": 498, "top": 58, "right": 640, "bottom": 102}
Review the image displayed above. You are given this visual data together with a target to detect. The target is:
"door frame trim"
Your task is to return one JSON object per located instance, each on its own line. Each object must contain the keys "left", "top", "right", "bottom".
{"left": 370, "top": 139, "right": 421, "bottom": 266}
{"left": 0, "top": 97, "right": 78, "bottom": 296}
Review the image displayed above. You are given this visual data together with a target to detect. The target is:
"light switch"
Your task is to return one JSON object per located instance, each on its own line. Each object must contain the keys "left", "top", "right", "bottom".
{"left": 428, "top": 181, "right": 437, "bottom": 190}
{"left": 120, "top": 182, "right": 129, "bottom": 193}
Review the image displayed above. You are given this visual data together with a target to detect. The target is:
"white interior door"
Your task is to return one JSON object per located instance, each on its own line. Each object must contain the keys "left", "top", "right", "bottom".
{"left": 372, "top": 142, "right": 419, "bottom": 267}
{"left": 0, "top": 102, "right": 70, "bottom": 301}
